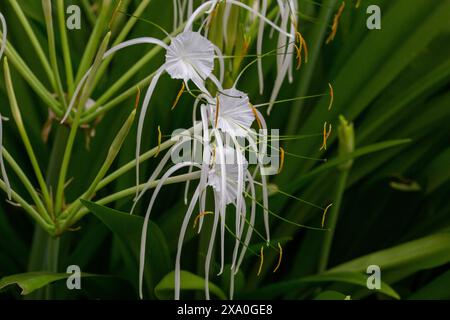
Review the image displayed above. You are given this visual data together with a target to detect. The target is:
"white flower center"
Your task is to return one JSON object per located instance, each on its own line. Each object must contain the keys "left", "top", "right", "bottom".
{"left": 165, "top": 31, "right": 215, "bottom": 83}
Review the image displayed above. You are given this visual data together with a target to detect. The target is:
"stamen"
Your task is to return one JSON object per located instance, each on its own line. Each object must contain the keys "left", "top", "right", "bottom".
{"left": 320, "top": 122, "right": 332, "bottom": 151}
{"left": 134, "top": 86, "right": 141, "bottom": 110}
{"left": 215, "top": 96, "right": 220, "bottom": 128}
{"left": 273, "top": 242, "right": 283, "bottom": 273}
{"left": 154, "top": 125, "right": 162, "bottom": 158}
{"left": 294, "top": 44, "right": 302, "bottom": 70}
{"left": 326, "top": 1, "right": 346, "bottom": 44}
{"left": 171, "top": 82, "right": 185, "bottom": 110}
{"left": 328, "top": 82, "right": 334, "bottom": 110}
{"left": 295, "top": 31, "right": 308, "bottom": 65}
{"left": 278, "top": 147, "right": 285, "bottom": 174}
{"left": 356, "top": 0, "right": 361, "bottom": 8}
{"left": 321, "top": 203, "right": 333, "bottom": 228}
{"left": 249, "top": 103, "right": 262, "bottom": 129}
{"left": 193, "top": 211, "right": 213, "bottom": 229}
{"left": 257, "top": 246, "right": 264, "bottom": 276}
{"left": 300, "top": 35, "right": 308, "bottom": 63}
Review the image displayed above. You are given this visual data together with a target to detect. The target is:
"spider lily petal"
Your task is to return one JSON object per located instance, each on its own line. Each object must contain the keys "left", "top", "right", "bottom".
{"left": 139, "top": 161, "right": 201, "bottom": 299}
{"left": 185, "top": 0, "right": 294, "bottom": 40}
{"left": 62, "top": 37, "right": 168, "bottom": 123}
{"left": 174, "top": 185, "right": 201, "bottom": 300}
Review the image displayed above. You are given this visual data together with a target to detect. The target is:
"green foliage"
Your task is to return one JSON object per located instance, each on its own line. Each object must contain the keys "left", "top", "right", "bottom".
{"left": 0, "top": 0, "right": 448, "bottom": 300}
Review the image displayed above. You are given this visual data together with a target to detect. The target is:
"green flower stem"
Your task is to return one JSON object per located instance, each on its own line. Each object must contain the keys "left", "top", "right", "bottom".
{"left": 0, "top": 178, "right": 53, "bottom": 233}
{"left": 56, "top": 0, "right": 75, "bottom": 96}
{"left": 42, "top": 0, "right": 67, "bottom": 109}
{"left": 71, "top": 171, "right": 201, "bottom": 223}
{"left": 44, "top": 235, "right": 60, "bottom": 299}
{"left": 4, "top": 58, "right": 53, "bottom": 214}
{"left": 318, "top": 116, "right": 354, "bottom": 272}
{"left": 59, "top": 108, "right": 136, "bottom": 230}
{"left": 2, "top": 149, "right": 51, "bottom": 224}
{"left": 95, "top": 123, "right": 199, "bottom": 190}
{"left": 0, "top": 36, "right": 62, "bottom": 115}
{"left": 74, "top": 0, "right": 112, "bottom": 85}
{"left": 7, "top": 0, "right": 56, "bottom": 88}
{"left": 54, "top": 32, "right": 111, "bottom": 216}
{"left": 317, "top": 169, "right": 349, "bottom": 273}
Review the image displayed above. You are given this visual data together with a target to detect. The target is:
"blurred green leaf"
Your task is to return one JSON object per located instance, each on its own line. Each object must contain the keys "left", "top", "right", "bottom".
{"left": 0, "top": 272, "right": 95, "bottom": 295}
{"left": 241, "top": 271, "right": 399, "bottom": 300}
{"left": 329, "top": 232, "right": 450, "bottom": 283}
{"left": 314, "top": 290, "right": 348, "bottom": 300}
{"left": 155, "top": 270, "right": 227, "bottom": 300}
{"left": 81, "top": 200, "right": 171, "bottom": 299}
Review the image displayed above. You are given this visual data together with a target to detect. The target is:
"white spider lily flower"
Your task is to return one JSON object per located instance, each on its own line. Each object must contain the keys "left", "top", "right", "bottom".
{"left": 0, "top": 12, "right": 11, "bottom": 200}
{"left": 209, "top": 88, "right": 255, "bottom": 137}
{"left": 137, "top": 106, "right": 262, "bottom": 300}
{"left": 61, "top": 30, "right": 224, "bottom": 200}
{"left": 165, "top": 31, "right": 216, "bottom": 93}
{"left": 207, "top": 86, "right": 270, "bottom": 246}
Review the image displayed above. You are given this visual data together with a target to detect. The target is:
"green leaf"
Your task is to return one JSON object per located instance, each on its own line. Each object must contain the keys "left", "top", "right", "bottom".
{"left": 155, "top": 270, "right": 227, "bottom": 300}
{"left": 408, "top": 269, "right": 450, "bottom": 300}
{"left": 81, "top": 200, "right": 171, "bottom": 298}
{"left": 240, "top": 271, "right": 399, "bottom": 300}
{"left": 329, "top": 232, "right": 450, "bottom": 283}
{"left": 0, "top": 272, "right": 94, "bottom": 295}
{"left": 304, "top": 272, "right": 399, "bottom": 299}
{"left": 286, "top": 139, "right": 411, "bottom": 193}
{"left": 314, "top": 290, "right": 349, "bottom": 300}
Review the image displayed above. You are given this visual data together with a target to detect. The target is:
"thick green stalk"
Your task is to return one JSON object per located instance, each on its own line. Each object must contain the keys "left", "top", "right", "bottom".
{"left": 55, "top": 32, "right": 112, "bottom": 216}
{"left": 42, "top": 0, "right": 67, "bottom": 109}
{"left": 3, "top": 58, "right": 53, "bottom": 214}
{"left": 44, "top": 236, "right": 60, "bottom": 299}
{"left": 56, "top": 0, "right": 75, "bottom": 95}
{"left": 318, "top": 116, "right": 354, "bottom": 272}
{"left": 7, "top": 0, "right": 56, "bottom": 88}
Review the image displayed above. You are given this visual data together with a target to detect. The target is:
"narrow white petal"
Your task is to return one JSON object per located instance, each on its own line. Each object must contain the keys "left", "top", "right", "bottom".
{"left": 136, "top": 66, "right": 166, "bottom": 200}
{"left": 139, "top": 161, "right": 200, "bottom": 299}
{"left": 175, "top": 186, "right": 201, "bottom": 300}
